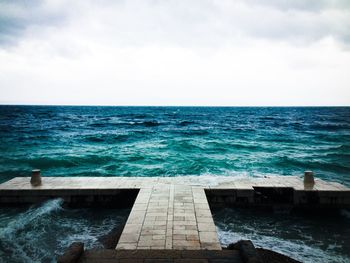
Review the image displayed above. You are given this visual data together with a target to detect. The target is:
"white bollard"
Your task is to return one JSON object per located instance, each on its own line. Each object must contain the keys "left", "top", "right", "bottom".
{"left": 304, "top": 170, "right": 315, "bottom": 184}
{"left": 31, "top": 169, "right": 42, "bottom": 186}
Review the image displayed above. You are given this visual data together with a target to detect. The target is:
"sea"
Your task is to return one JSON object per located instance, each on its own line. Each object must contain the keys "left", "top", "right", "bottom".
{"left": 0, "top": 106, "right": 349, "bottom": 262}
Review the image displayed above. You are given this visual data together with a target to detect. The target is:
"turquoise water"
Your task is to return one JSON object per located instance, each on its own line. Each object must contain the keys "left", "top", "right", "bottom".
{"left": 0, "top": 106, "right": 350, "bottom": 262}
{"left": 0, "top": 106, "right": 349, "bottom": 184}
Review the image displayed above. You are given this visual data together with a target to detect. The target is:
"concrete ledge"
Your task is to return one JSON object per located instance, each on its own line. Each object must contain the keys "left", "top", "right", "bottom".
{"left": 205, "top": 187, "right": 350, "bottom": 210}
{"left": 0, "top": 176, "right": 348, "bottom": 258}
{"left": 0, "top": 176, "right": 349, "bottom": 209}
{"left": 79, "top": 248, "right": 242, "bottom": 263}
{"left": 0, "top": 188, "right": 139, "bottom": 208}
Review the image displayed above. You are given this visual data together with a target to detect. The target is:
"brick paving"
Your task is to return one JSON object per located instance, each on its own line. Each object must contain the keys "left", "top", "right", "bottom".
{"left": 116, "top": 185, "right": 221, "bottom": 250}
{"left": 1, "top": 176, "right": 348, "bottom": 191}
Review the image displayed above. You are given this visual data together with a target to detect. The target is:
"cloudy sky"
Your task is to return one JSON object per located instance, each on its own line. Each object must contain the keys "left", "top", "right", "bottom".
{"left": 0, "top": 0, "right": 349, "bottom": 106}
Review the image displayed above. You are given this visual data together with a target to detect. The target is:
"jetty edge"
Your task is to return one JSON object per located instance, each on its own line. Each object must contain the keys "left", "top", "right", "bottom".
{"left": 0, "top": 175, "right": 349, "bottom": 262}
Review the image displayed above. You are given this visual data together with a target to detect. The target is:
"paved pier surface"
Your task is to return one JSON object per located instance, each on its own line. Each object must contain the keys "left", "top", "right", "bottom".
{"left": 0, "top": 175, "right": 349, "bottom": 252}
{"left": 1, "top": 175, "right": 348, "bottom": 191}
{"left": 116, "top": 185, "right": 221, "bottom": 250}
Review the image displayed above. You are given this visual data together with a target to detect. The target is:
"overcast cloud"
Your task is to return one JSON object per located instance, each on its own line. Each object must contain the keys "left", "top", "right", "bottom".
{"left": 0, "top": 0, "right": 349, "bottom": 105}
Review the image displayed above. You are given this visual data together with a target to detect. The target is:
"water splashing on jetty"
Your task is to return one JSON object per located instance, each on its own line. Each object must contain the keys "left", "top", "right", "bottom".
{"left": 0, "top": 199, "right": 129, "bottom": 263}
{"left": 214, "top": 208, "right": 350, "bottom": 263}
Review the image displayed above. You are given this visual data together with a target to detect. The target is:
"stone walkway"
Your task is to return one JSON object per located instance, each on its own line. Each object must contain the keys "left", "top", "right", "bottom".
{"left": 116, "top": 185, "right": 221, "bottom": 250}
{"left": 1, "top": 175, "right": 348, "bottom": 191}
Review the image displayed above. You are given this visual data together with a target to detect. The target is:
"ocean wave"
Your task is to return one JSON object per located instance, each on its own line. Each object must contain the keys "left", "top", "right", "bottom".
{"left": 214, "top": 208, "right": 350, "bottom": 263}
{"left": 172, "top": 129, "right": 210, "bottom": 136}
{"left": 26, "top": 156, "right": 79, "bottom": 168}
{"left": 178, "top": 120, "right": 195, "bottom": 126}
{"left": 113, "top": 120, "right": 162, "bottom": 127}
{"left": 323, "top": 152, "right": 350, "bottom": 159}
{"left": 142, "top": 121, "right": 160, "bottom": 127}
{"left": 1, "top": 106, "right": 349, "bottom": 186}
{"left": 25, "top": 154, "right": 119, "bottom": 169}
{"left": 0, "top": 199, "right": 63, "bottom": 238}
{"left": 273, "top": 156, "right": 350, "bottom": 173}
{"left": 0, "top": 200, "right": 128, "bottom": 263}
{"left": 165, "top": 139, "right": 206, "bottom": 152}
{"left": 83, "top": 134, "right": 129, "bottom": 143}
{"left": 0, "top": 199, "right": 64, "bottom": 263}
{"left": 203, "top": 140, "right": 273, "bottom": 152}
{"left": 217, "top": 228, "right": 350, "bottom": 263}
{"left": 336, "top": 144, "right": 350, "bottom": 152}
{"left": 89, "top": 122, "right": 106, "bottom": 128}
{"left": 309, "top": 123, "right": 350, "bottom": 131}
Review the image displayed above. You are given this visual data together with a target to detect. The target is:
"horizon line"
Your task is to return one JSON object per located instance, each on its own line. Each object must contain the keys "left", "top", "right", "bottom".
{"left": 0, "top": 103, "right": 349, "bottom": 108}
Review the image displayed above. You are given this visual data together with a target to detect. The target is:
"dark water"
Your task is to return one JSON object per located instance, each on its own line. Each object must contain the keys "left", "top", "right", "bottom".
{"left": 0, "top": 199, "right": 129, "bottom": 263}
{"left": 0, "top": 106, "right": 350, "bottom": 262}
{"left": 0, "top": 106, "right": 349, "bottom": 185}
{"left": 213, "top": 208, "right": 350, "bottom": 263}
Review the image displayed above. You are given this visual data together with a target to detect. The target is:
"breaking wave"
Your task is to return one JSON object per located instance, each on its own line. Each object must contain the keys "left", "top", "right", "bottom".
{"left": 0, "top": 199, "right": 129, "bottom": 263}
{"left": 214, "top": 208, "right": 350, "bottom": 263}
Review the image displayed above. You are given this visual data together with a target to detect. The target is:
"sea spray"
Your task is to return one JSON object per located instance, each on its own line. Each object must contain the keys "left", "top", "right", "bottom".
{"left": 213, "top": 208, "right": 350, "bottom": 263}
{"left": 0, "top": 198, "right": 63, "bottom": 238}
{"left": 0, "top": 199, "right": 129, "bottom": 263}
{"left": 0, "top": 199, "right": 64, "bottom": 263}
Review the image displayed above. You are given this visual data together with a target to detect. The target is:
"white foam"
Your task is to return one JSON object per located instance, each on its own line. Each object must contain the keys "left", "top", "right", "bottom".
{"left": 0, "top": 198, "right": 64, "bottom": 263}
{"left": 217, "top": 227, "right": 350, "bottom": 263}
{"left": 160, "top": 171, "right": 292, "bottom": 187}
{"left": 0, "top": 198, "right": 63, "bottom": 238}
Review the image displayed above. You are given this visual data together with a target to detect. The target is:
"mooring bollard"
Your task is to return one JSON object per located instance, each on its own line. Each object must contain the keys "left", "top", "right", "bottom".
{"left": 31, "top": 169, "right": 42, "bottom": 186}
{"left": 304, "top": 170, "right": 315, "bottom": 184}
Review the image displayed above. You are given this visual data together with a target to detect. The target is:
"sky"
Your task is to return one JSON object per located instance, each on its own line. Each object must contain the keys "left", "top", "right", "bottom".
{"left": 0, "top": 0, "right": 349, "bottom": 106}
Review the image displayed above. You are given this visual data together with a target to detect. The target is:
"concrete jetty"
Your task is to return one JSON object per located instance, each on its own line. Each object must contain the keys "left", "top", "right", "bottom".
{"left": 0, "top": 175, "right": 349, "bottom": 253}
{"left": 116, "top": 185, "right": 221, "bottom": 250}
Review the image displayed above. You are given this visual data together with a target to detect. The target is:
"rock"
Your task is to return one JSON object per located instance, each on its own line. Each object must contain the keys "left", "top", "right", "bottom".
{"left": 227, "top": 240, "right": 301, "bottom": 263}
{"left": 227, "top": 241, "right": 240, "bottom": 250}
{"left": 97, "top": 223, "right": 125, "bottom": 249}
{"left": 227, "top": 240, "right": 262, "bottom": 263}
{"left": 257, "top": 248, "right": 301, "bottom": 263}
{"left": 57, "top": 242, "right": 84, "bottom": 263}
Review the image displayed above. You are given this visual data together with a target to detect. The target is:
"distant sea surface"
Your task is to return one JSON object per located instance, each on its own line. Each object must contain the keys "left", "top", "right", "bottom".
{"left": 1, "top": 106, "right": 350, "bottom": 263}
{"left": 0, "top": 106, "right": 349, "bottom": 184}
